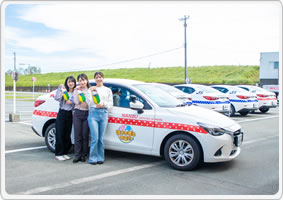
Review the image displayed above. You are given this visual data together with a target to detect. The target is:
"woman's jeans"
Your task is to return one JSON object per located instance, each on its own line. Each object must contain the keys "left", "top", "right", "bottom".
{"left": 88, "top": 107, "right": 108, "bottom": 163}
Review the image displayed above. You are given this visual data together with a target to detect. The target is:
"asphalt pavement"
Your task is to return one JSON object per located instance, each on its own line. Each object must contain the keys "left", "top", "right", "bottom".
{"left": 2, "top": 97, "right": 281, "bottom": 198}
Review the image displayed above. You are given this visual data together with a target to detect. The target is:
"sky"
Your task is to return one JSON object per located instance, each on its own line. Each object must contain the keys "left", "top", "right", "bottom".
{"left": 2, "top": 1, "right": 282, "bottom": 73}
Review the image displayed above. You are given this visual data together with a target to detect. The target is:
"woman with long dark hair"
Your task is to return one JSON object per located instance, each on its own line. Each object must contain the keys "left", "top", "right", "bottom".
{"left": 54, "top": 76, "right": 76, "bottom": 161}
{"left": 72, "top": 74, "right": 90, "bottom": 163}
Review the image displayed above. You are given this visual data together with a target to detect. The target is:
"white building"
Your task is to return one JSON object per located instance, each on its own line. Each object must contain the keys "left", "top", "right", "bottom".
{"left": 260, "top": 52, "right": 279, "bottom": 86}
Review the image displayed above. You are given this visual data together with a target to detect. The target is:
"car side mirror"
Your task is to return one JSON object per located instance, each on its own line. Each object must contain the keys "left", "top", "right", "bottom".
{"left": 129, "top": 95, "right": 144, "bottom": 114}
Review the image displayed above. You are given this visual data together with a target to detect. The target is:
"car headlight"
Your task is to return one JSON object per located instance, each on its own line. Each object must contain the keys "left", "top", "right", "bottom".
{"left": 197, "top": 122, "right": 233, "bottom": 136}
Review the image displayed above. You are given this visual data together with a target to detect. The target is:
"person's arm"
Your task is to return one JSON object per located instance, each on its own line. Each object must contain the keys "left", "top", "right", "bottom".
{"left": 54, "top": 84, "right": 64, "bottom": 102}
{"left": 85, "top": 88, "right": 94, "bottom": 107}
{"left": 73, "top": 88, "right": 80, "bottom": 105}
{"left": 103, "top": 88, "right": 113, "bottom": 110}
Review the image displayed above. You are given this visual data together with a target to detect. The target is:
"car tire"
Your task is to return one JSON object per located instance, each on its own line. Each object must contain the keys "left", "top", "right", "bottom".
{"left": 45, "top": 123, "right": 56, "bottom": 153}
{"left": 164, "top": 134, "right": 201, "bottom": 171}
{"left": 239, "top": 110, "right": 249, "bottom": 116}
{"left": 230, "top": 104, "right": 236, "bottom": 117}
{"left": 259, "top": 107, "right": 269, "bottom": 113}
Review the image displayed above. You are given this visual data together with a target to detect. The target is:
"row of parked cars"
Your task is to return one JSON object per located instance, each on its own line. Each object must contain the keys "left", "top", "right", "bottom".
{"left": 156, "top": 83, "right": 277, "bottom": 117}
{"left": 31, "top": 79, "right": 277, "bottom": 171}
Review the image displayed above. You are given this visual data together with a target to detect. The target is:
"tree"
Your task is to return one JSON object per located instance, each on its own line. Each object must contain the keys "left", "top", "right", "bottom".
{"left": 24, "top": 66, "right": 41, "bottom": 75}
{"left": 5, "top": 69, "right": 13, "bottom": 76}
{"left": 17, "top": 67, "right": 25, "bottom": 75}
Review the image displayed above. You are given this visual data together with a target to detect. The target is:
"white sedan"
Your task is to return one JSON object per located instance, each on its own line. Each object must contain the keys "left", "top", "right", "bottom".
{"left": 174, "top": 84, "right": 230, "bottom": 114}
{"left": 211, "top": 85, "right": 259, "bottom": 116}
{"left": 32, "top": 79, "right": 243, "bottom": 171}
{"left": 237, "top": 85, "right": 277, "bottom": 113}
{"left": 151, "top": 83, "right": 192, "bottom": 105}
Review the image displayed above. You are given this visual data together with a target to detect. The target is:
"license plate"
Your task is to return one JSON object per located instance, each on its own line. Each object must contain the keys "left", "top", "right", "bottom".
{"left": 253, "top": 103, "right": 257, "bottom": 108}
{"left": 234, "top": 133, "right": 243, "bottom": 147}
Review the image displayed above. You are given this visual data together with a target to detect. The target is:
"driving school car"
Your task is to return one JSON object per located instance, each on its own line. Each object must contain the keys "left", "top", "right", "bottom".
{"left": 237, "top": 85, "right": 277, "bottom": 113}
{"left": 151, "top": 83, "right": 192, "bottom": 105}
{"left": 211, "top": 85, "right": 259, "bottom": 116}
{"left": 174, "top": 84, "right": 230, "bottom": 114}
{"left": 32, "top": 79, "right": 243, "bottom": 171}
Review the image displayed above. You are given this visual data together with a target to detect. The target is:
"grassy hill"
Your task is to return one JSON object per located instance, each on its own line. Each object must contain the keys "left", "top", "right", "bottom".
{"left": 5, "top": 65, "right": 259, "bottom": 87}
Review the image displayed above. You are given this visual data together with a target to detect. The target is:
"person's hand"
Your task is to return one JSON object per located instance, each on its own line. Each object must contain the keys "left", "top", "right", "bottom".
{"left": 76, "top": 85, "right": 81, "bottom": 90}
{"left": 96, "top": 102, "right": 104, "bottom": 108}
{"left": 90, "top": 86, "right": 97, "bottom": 91}
{"left": 60, "top": 84, "right": 65, "bottom": 90}
{"left": 66, "top": 100, "right": 73, "bottom": 104}
{"left": 81, "top": 102, "right": 88, "bottom": 108}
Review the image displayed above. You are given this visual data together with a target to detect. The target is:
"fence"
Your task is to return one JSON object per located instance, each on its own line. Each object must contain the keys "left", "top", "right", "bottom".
{"left": 5, "top": 86, "right": 58, "bottom": 93}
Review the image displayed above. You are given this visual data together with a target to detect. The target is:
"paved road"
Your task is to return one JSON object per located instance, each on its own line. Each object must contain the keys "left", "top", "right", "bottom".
{"left": 2, "top": 99, "right": 280, "bottom": 197}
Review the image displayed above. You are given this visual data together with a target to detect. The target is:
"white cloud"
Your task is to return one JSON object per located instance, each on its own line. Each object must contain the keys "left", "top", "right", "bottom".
{"left": 4, "top": 1, "right": 281, "bottom": 72}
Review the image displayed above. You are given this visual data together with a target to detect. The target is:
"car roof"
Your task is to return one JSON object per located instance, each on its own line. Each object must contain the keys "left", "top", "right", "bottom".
{"left": 89, "top": 78, "right": 145, "bottom": 86}
{"left": 212, "top": 85, "right": 233, "bottom": 88}
{"left": 175, "top": 84, "right": 205, "bottom": 87}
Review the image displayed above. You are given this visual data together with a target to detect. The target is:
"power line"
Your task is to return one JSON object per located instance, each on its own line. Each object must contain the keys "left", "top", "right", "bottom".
{"left": 79, "top": 46, "right": 183, "bottom": 70}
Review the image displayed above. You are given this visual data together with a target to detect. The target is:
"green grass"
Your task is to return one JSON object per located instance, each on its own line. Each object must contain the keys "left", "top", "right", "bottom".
{"left": 5, "top": 65, "right": 259, "bottom": 87}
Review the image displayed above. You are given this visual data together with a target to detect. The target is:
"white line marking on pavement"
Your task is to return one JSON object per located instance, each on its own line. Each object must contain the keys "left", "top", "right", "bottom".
{"left": 5, "top": 146, "right": 47, "bottom": 154}
{"left": 237, "top": 115, "right": 279, "bottom": 123}
{"left": 243, "top": 134, "right": 278, "bottom": 145}
{"left": 18, "top": 161, "right": 164, "bottom": 195}
{"left": 14, "top": 121, "right": 32, "bottom": 126}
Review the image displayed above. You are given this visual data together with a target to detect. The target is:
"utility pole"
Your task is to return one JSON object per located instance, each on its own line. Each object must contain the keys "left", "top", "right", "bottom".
{"left": 179, "top": 15, "right": 190, "bottom": 84}
{"left": 13, "top": 52, "right": 16, "bottom": 114}
{"left": 9, "top": 52, "right": 20, "bottom": 121}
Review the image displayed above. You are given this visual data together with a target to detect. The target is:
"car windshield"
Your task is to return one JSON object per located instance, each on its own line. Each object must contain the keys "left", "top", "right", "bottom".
{"left": 155, "top": 84, "right": 186, "bottom": 95}
{"left": 134, "top": 84, "right": 183, "bottom": 107}
{"left": 195, "top": 85, "right": 221, "bottom": 94}
{"left": 249, "top": 86, "right": 268, "bottom": 93}
{"left": 229, "top": 86, "right": 248, "bottom": 93}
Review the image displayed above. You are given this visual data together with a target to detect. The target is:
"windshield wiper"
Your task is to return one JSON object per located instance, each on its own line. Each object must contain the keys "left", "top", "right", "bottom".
{"left": 176, "top": 103, "right": 187, "bottom": 107}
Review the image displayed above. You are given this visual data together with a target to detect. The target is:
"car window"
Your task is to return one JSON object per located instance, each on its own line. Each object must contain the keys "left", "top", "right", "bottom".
{"left": 176, "top": 86, "right": 195, "bottom": 94}
{"left": 239, "top": 87, "right": 249, "bottom": 91}
{"left": 232, "top": 87, "right": 248, "bottom": 93}
{"left": 212, "top": 87, "right": 228, "bottom": 93}
{"left": 135, "top": 84, "right": 182, "bottom": 107}
{"left": 196, "top": 85, "right": 221, "bottom": 94}
{"left": 156, "top": 84, "right": 184, "bottom": 95}
{"left": 249, "top": 86, "right": 268, "bottom": 93}
{"left": 104, "top": 84, "right": 152, "bottom": 110}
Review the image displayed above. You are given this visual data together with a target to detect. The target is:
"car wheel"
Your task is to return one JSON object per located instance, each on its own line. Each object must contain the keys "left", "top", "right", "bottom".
{"left": 164, "top": 134, "right": 201, "bottom": 171}
{"left": 239, "top": 110, "right": 249, "bottom": 116}
{"left": 259, "top": 107, "right": 269, "bottom": 113}
{"left": 45, "top": 123, "right": 56, "bottom": 153}
{"left": 230, "top": 104, "right": 236, "bottom": 117}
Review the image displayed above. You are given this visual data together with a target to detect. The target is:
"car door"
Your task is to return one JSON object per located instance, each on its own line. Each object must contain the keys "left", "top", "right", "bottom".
{"left": 104, "top": 84, "right": 155, "bottom": 154}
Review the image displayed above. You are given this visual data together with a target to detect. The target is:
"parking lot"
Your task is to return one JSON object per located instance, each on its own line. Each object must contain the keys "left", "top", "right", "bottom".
{"left": 3, "top": 98, "right": 280, "bottom": 197}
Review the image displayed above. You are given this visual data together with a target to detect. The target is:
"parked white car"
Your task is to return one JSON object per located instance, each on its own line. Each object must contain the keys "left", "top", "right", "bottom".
{"left": 211, "top": 85, "right": 259, "bottom": 116}
{"left": 32, "top": 79, "right": 243, "bottom": 171}
{"left": 151, "top": 83, "right": 192, "bottom": 105}
{"left": 237, "top": 85, "right": 277, "bottom": 113}
{"left": 174, "top": 84, "right": 230, "bottom": 114}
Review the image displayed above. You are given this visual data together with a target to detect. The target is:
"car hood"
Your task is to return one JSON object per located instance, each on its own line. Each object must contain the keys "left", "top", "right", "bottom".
{"left": 166, "top": 105, "right": 240, "bottom": 131}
